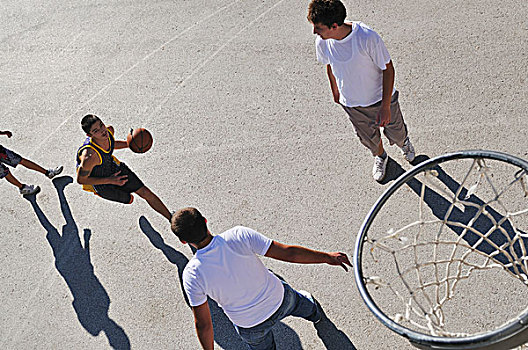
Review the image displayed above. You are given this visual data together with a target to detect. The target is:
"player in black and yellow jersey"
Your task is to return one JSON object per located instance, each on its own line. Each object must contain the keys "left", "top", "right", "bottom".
{"left": 76, "top": 114, "right": 171, "bottom": 221}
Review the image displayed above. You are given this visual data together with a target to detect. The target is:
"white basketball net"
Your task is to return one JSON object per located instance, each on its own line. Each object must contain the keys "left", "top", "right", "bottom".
{"left": 363, "top": 157, "right": 528, "bottom": 343}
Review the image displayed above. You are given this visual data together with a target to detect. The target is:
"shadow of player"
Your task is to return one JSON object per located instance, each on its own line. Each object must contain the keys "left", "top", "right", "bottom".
{"left": 313, "top": 304, "right": 357, "bottom": 350}
{"left": 25, "top": 176, "right": 130, "bottom": 350}
{"left": 138, "top": 216, "right": 307, "bottom": 349}
{"left": 138, "top": 216, "right": 191, "bottom": 307}
{"left": 388, "top": 155, "right": 528, "bottom": 273}
{"left": 378, "top": 155, "right": 426, "bottom": 184}
{"left": 270, "top": 272, "right": 356, "bottom": 349}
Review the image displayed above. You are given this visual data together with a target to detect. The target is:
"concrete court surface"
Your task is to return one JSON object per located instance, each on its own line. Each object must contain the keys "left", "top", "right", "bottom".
{"left": 0, "top": 0, "right": 526, "bottom": 349}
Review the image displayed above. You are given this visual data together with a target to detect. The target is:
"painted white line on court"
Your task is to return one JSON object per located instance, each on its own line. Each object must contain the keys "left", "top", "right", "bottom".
{"left": 63, "top": 32, "right": 83, "bottom": 52}
{"left": 27, "top": 0, "right": 242, "bottom": 159}
{"left": 142, "top": 0, "right": 288, "bottom": 124}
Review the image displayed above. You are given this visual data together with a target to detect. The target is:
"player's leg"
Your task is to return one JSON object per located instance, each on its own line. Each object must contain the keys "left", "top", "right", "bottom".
{"left": 342, "top": 105, "right": 388, "bottom": 181}
{"left": 234, "top": 318, "right": 277, "bottom": 350}
{"left": 375, "top": 139, "right": 385, "bottom": 157}
{"left": 235, "top": 281, "right": 320, "bottom": 349}
{"left": 342, "top": 105, "right": 382, "bottom": 156}
{"left": 0, "top": 153, "right": 40, "bottom": 195}
{"left": 3, "top": 169, "right": 40, "bottom": 195}
{"left": 116, "top": 162, "right": 171, "bottom": 221}
{"left": 19, "top": 158, "right": 46, "bottom": 174}
{"left": 93, "top": 184, "right": 134, "bottom": 204}
{"left": 382, "top": 91, "right": 415, "bottom": 162}
{"left": 135, "top": 186, "right": 171, "bottom": 221}
{"left": 4, "top": 170, "right": 22, "bottom": 189}
{"left": 280, "top": 283, "right": 321, "bottom": 323}
{"left": 19, "top": 158, "right": 63, "bottom": 178}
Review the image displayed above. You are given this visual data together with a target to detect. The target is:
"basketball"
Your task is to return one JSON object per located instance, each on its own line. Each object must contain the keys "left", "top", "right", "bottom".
{"left": 127, "top": 128, "right": 153, "bottom": 153}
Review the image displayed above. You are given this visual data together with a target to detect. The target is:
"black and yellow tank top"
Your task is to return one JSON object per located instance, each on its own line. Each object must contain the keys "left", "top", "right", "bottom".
{"left": 76, "top": 129, "right": 121, "bottom": 192}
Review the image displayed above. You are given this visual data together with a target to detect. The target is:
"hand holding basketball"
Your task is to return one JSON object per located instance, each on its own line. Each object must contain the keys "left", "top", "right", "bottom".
{"left": 127, "top": 128, "right": 153, "bottom": 153}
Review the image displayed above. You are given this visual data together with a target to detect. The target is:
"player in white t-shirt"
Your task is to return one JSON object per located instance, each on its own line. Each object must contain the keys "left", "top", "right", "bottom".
{"left": 171, "top": 207, "right": 351, "bottom": 350}
{"left": 308, "top": 0, "right": 416, "bottom": 181}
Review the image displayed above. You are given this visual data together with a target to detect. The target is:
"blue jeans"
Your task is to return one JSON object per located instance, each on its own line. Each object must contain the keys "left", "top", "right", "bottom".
{"left": 234, "top": 282, "right": 320, "bottom": 350}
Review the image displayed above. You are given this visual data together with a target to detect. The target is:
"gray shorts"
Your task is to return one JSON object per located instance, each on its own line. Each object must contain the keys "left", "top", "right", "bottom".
{"left": 0, "top": 144, "right": 22, "bottom": 179}
{"left": 342, "top": 91, "right": 408, "bottom": 156}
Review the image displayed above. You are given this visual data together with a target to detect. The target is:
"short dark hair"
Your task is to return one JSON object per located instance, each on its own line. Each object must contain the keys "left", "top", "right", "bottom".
{"left": 307, "top": 0, "right": 347, "bottom": 27}
{"left": 81, "top": 114, "right": 101, "bottom": 134}
{"left": 171, "top": 207, "right": 208, "bottom": 244}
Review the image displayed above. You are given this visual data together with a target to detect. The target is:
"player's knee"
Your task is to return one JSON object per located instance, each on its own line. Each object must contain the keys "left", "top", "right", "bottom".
{"left": 135, "top": 186, "right": 152, "bottom": 198}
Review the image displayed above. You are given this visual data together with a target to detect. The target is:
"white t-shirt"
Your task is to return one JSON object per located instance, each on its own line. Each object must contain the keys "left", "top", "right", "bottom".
{"left": 316, "top": 21, "right": 395, "bottom": 107}
{"left": 183, "top": 226, "right": 284, "bottom": 328}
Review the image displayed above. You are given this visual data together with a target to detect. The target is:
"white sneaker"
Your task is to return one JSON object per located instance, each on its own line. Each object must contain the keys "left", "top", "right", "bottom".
{"left": 373, "top": 155, "right": 388, "bottom": 181}
{"left": 20, "top": 184, "right": 41, "bottom": 195}
{"left": 400, "top": 138, "right": 415, "bottom": 162}
{"left": 46, "top": 165, "right": 63, "bottom": 179}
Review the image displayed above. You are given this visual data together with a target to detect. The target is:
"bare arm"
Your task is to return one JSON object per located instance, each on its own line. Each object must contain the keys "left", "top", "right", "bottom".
{"left": 107, "top": 126, "right": 128, "bottom": 149}
{"left": 326, "top": 65, "right": 340, "bottom": 104}
{"left": 76, "top": 148, "right": 128, "bottom": 186}
{"left": 265, "top": 241, "right": 352, "bottom": 271}
{"left": 377, "top": 60, "right": 395, "bottom": 127}
{"left": 0, "top": 130, "right": 12, "bottom": 138}
{"left": 114, "top": 140, "right": 128, "bottom": 149}
{"left": 192, "top": 301, "right": 214, "bottom": 350}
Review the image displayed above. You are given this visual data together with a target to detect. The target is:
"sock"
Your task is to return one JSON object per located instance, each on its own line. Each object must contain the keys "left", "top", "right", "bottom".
{"left": 379, "top": 151, "right": 387, "bottom": 159}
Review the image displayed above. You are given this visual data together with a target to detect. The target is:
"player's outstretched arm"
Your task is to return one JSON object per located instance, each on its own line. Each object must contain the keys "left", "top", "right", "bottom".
{"left": 76, "top": 148, "right": 128, "bottom": 186}
{"left": 265, "top": 241, "right": 352, "bottom": 271}
{"left": 0, "top": 130, "right": 13, "bottom": 137}
{"left": 192, "top": 301, "right": 214, "bottom": 350}
{"left": 114, "top": 140, "right": 128, "bottom": 149}
{"left": 107, "top": 126, "right": 128, "bottom": 149}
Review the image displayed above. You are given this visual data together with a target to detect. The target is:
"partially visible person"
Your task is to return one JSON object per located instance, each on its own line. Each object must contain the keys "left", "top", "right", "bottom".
{"left": 171, "top": 207, "right": 352, "bottom": 350}
{"left": 76, "top": 114, "right": 171, "bottom": 221}
{"left": 1, "top": 130, "right": 63, "bottom": 195}
{"left": 308, "top": 0, "right": 415, "bottom": 181}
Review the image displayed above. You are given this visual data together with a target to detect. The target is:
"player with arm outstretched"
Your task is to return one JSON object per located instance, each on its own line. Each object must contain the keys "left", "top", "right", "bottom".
{"left": 76, "top": 114, "right": 171, "bottom": 221}
{"left": 171, "top": 207, "right": 351, "bottom": 350}
{"left": 1, "top": 130, "right": 63, "bottom": 196}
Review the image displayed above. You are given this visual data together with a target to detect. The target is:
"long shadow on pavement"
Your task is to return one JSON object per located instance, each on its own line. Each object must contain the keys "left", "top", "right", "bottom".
{"left": 25, "top": 176, "right": 130, "bottom": 350}
{"left": 139, "top": 216, "right": 311, "bottom": 349}
{"left": 271, "top": 272, "right": 356, "bottom": 349}
{"left": 386, "top": 155, "right": 527, "bottom": 271}
{"left": 313, "top": 305, "right": 357, "bottom": 350}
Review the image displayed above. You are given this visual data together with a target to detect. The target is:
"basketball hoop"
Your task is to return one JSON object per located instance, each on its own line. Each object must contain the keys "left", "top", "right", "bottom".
{"left": 354, "top": 150, "right": 528, "bottom": 349}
